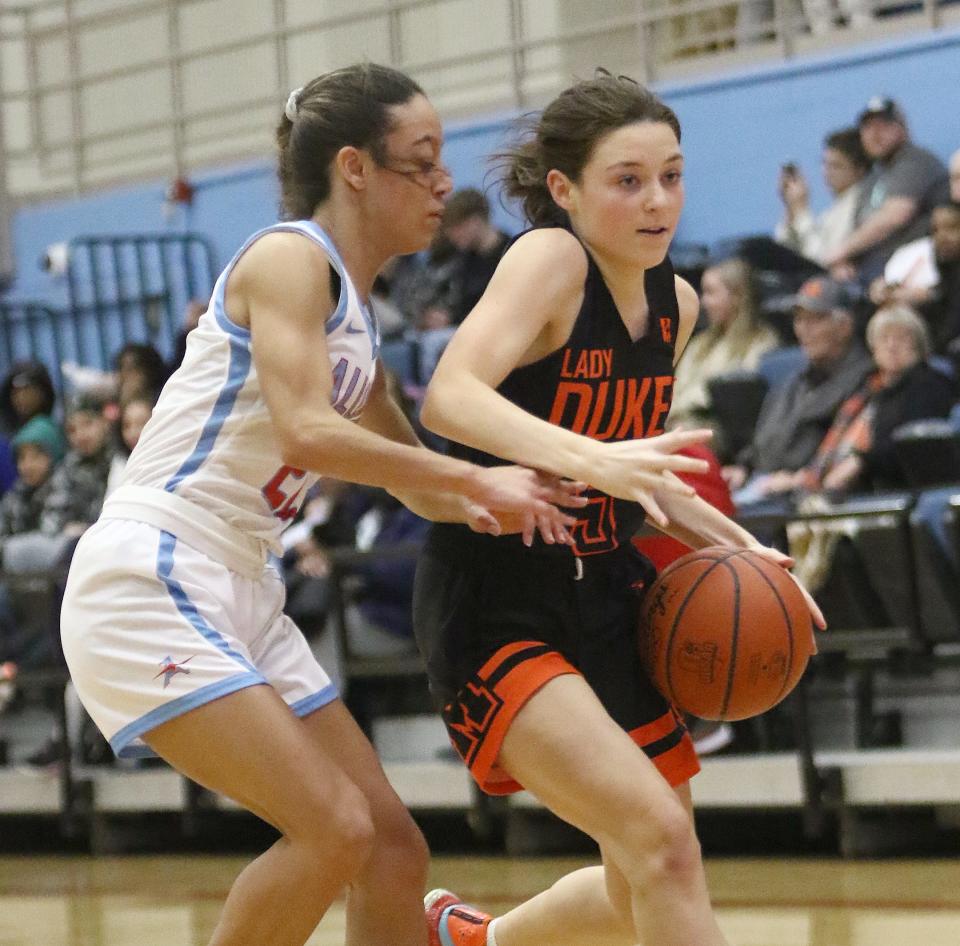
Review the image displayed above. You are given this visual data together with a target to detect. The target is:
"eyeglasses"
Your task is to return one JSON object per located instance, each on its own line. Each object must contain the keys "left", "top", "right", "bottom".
{"left": 377, "top": 156, "right": 452, "bottom": 189}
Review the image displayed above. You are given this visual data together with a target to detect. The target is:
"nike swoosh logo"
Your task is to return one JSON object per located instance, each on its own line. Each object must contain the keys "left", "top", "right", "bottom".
{"left": 345, "top": 322, "right": 365, "bottom": 334}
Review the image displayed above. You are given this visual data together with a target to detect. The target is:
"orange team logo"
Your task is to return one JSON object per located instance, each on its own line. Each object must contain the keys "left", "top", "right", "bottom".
{"left": 659, "top": 317, "right": 672, "bottom": 343}
{"left": 445, "top": 681, "right": 503, "bottom": 764}
{"left": 154, "top": 654, "right": 195, "bottom": 689}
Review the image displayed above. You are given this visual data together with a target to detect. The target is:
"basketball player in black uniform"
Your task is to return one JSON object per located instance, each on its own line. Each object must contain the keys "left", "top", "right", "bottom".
{"left": 417, "top": 72, "right": 824, "bottom": 946}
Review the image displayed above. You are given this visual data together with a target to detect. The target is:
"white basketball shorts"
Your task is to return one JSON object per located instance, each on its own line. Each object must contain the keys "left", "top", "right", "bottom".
{"left": 61, "top": 518, "right": 337, "bottom": 758}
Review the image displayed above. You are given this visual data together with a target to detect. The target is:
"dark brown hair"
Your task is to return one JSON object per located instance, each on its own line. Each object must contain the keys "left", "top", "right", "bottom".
{"left": 442, "top": 187, "right": 490, "bottom": 227}
{"left": 498, "top": 69, "right": 681, "bottom": 227}
{"left": 276, "top": 63, "right": 424, "bottom": 219}
{"left": 824, "top": 127, "right": 870, "bottom": 173}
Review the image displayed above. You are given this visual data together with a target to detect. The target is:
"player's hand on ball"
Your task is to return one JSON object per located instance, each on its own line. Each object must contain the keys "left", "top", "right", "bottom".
{"left": 748, "top": 544, "right": 827, "bottom": 633}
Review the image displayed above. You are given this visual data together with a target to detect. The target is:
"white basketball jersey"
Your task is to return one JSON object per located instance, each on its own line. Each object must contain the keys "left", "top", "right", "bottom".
{"left": 119, "top": 220, "right": 379, "bottom": 555}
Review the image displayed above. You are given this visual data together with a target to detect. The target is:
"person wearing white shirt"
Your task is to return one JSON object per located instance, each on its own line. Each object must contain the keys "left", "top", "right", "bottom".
{"left": 776, "top": 127, "right": 870, "bottom": 266}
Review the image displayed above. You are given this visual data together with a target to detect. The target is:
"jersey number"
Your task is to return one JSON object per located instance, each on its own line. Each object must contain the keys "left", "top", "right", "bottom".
{"left": 571, "top": 494, "right": 619, "bottom": 555}
{"left": 262, "top": 465, "right": 307, "bottom": 522}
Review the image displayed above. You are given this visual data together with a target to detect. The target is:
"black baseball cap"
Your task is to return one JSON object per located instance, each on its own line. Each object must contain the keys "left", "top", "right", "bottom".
{"left": 858, "top": 96, "right": 905, "bottom": 126}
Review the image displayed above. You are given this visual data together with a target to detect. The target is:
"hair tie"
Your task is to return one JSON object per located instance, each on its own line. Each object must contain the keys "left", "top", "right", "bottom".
{"left": 284, "top": 87, "right": 303, "bottom": 122}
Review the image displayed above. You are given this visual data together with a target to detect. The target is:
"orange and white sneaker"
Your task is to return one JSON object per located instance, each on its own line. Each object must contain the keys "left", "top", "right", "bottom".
{"left": 425, "top": 888, "right": 493, "bottom": 946}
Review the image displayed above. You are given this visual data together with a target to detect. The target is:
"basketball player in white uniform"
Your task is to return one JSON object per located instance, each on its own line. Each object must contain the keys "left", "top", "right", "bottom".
{"left": 60, "top": 64, "right": 591, "bottom": 946}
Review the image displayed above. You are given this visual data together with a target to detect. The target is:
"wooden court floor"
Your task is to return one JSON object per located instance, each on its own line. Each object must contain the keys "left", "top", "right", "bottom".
{"left": 2, "top": 854, "right": 959, "bottom": 945}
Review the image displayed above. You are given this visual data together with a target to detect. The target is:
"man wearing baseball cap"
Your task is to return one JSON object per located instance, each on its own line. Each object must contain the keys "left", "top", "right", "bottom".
{"left": 824, "top": 97, "right": 949, "bottom": 283}
{"left": 725, "top": 275, "right": 872, "bottom": 509}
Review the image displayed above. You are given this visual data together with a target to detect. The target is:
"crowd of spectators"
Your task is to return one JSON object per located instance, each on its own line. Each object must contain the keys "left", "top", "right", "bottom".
{"left": 0, "top": 344, "right": 163, "bottom": 762}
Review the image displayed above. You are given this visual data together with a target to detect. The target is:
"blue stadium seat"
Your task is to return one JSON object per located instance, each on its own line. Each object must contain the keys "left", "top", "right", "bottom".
{"left": 757, "top": 346, "right": 805, "bottom": 391}
{"left": 379, "top": 337, "right": 419, "bottom": 385}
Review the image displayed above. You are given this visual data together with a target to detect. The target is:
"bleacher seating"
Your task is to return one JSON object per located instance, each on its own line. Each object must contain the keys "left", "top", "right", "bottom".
{"left": 757, "top": 345, "right": 805, "bottom": 391}
{"left": 706, "top": 370, "right": 769, "bottom": 459}
{"left": 892, "top": 419, "right": 960, "bottom": 489}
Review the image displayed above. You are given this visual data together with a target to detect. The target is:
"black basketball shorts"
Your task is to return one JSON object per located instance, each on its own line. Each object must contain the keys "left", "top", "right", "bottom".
{"left": 413, "top": 525, "right": 699, "bottom": 795}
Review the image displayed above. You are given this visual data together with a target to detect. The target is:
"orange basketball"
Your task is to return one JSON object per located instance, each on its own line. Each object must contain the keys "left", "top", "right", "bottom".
{"left": 638, "top": 547, "right": 815, "bottom": 721}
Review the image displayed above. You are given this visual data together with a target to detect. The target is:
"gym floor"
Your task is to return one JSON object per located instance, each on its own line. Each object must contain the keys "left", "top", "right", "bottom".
{"left": 2, "top": 854, "right": 958, "bottom": 945}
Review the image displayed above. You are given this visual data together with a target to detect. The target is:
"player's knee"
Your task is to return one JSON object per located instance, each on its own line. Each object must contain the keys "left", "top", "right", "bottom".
{"left": 372, "top": 806, "right": 430, "bottom": 889}
{"left": 318, "top": 804, "right": 378, "bottom": 879}
{"left": 618, "top": 799, "right": 702, "bottom": 888}
{"left": 285, "top": 784, "right": 376, "bottom": 879}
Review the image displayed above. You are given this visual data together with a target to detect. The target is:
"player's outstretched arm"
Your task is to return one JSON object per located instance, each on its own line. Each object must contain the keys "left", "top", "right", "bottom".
{"left": 234, "top": 233, "right": 577, "bottom": 531}
{"left": 357, "top": 364, "right": 585, "bottom": 542}
{"left": 422, "top": 230, "right": 711, "bottom": 510}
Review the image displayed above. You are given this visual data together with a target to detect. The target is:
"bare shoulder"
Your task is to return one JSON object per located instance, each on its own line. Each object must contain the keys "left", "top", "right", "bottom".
{"left": 228, "top": 231, "right": 332, "bottom": 327}
{"left": 233, "top": 231, "right": 328, "bottom": 291}
{"left": 673, "top": 274, "right": 701, "bottom": 361}
{"left": 674, "top": 274, "right": 699, "bottom": 320}
{"left": 495, "top": 227, "right": 588, "bottom": 294}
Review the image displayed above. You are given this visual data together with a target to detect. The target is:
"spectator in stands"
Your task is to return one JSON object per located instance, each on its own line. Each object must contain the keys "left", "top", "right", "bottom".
{"left": 113, "top": 341, "right": 168, "bottom": 406}
{"left": 0, "top": 360, "right": 57, "bottom": 435}
{"left": 670, "top": 258, "right": 778, "bottom": 449}
{"left": 440, "top": 187, "right": 511, "bottom": 323}
{"left": 914, "top": 200, "right": 960, "bottom": 363}
{"left": 313, "top": 488, "right": 430, "bottom": 694}
{"left": 0, "top": 415, "right": 67, "bottom": 679}
{"left": 867, "top": 229, "right": 939, "bottom": 312}
{"left": 414, "top": 303, "right": 458, "bottom": 383}
{"left": 282, "top": 478, "right": 370, "bottom": 645}
{"left": 0, "top": 361, "right": 59, "bottom": 497}
{"left": 793, "top": 304, "right": 954, "bottom": 497}
{"left": 724, "top": 275, "right": 872, "bottom": 507}
{"left": 866, "top": 149, "right": 960, "bottom": 313}
{"left": 105, "top": 395, "right": 154, "bottom": 497}
{"left": 826, "top": 98, "right": 949, "bottom": 283}
{"left": 378, "top": 252, "right": 431, "bottom": 325}
{"left": 776, "top": 128, "right": 870, "bottom": 266}
{"left": 286, "top": 375, "right": 430, "bottom": 682}
{"left": 40, "top": 393, "right": 113, "bottom": 542}
{"left": 0, "top": 415, "right": 66, "bottom": 552}
{"left": 6, "top": 396, "right": 113, "bottom": 763}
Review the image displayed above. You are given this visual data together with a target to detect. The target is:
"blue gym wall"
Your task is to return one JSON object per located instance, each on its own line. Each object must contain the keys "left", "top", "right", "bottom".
{"left": 8, "top": 26, "right": 960, "bottom": 305}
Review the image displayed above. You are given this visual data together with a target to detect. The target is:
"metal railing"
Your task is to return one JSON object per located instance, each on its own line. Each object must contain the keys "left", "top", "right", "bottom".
{"left": 0, "top": 300, "right": 74, "bottom": 391}
{"left": 64, "top": 231, "right": 216, "bottom": 368}
{"left": 0, "top": 0, "right": 955, "bottom": 201}
{"left": 0, "top": 230, "right": 216, "bottom": 383}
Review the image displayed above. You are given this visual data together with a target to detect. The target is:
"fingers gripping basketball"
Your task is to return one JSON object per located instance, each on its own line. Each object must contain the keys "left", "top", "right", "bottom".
{"left": 639, "top": 547, "right": 815, "bottom": 721}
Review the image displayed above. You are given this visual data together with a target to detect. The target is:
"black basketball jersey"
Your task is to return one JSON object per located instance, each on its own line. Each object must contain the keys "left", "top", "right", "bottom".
{"left": 448, "top": 229, "right": 680, "bottom": 557}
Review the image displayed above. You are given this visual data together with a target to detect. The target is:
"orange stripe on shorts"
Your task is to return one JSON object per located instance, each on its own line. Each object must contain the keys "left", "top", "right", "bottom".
{"left": 444, "top": 641, "right": 577, "bottom": 796}
{"left": 628, "top": 708, "right": 700, "bottom": 787}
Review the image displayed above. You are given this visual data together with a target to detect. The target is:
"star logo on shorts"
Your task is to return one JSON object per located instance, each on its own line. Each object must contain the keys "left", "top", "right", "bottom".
{"left": 154, "top": 655, "right": 195, "bottom": 689}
